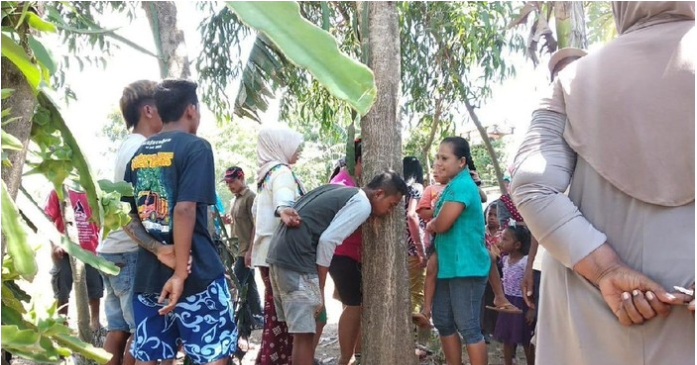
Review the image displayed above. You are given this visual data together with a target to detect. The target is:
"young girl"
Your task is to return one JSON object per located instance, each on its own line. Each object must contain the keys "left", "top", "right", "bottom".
{"left": 425, "top": 137, "right": 490, "bottom": 365}
{"left": 494, "top": 225, "right": 536, "bottom": 365}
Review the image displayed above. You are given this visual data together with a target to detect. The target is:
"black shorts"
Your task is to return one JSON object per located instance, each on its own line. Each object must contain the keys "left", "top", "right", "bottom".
{"left": 51, "top": 255, "right": 104, "bottom": 303}
{"left": 328, "top": 255, "right": 362, "bottom": 306}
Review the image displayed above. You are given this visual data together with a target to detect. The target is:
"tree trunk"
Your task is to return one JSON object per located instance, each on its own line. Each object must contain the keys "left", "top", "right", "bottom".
{"left": 60, "top": 185, "right": 92, "bottom": 342}
{"left": 142, "top": 1, "right": 190, "bottom": 79}
{"left": 360, "top": 2, "right": 415, "bottom": 365}
{"left": 554, "top": 1, "right": 588, "bottom": 49}
{"left": 1, "top": 54, "right": 38, "bottom": 258}
{"left": 463, "top": 98, "right": 507, "bottom": 194}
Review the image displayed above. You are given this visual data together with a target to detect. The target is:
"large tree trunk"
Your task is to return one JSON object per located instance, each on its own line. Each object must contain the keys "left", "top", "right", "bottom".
{"left": 360, "top": 2, "right": 415, "bottom": 365}
{"left": 1, "top": 53, "right": 38, "bottom": 258}
{"left": 142, "top": 1, "right": 190, "bottom": 79}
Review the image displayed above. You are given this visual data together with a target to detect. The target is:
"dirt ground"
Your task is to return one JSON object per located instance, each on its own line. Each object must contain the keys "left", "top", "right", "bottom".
{"left": 18, "top": 241, "right": 528, "bottom": 365}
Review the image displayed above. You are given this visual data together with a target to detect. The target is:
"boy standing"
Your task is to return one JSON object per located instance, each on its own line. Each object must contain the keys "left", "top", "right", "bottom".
{"left": 125, "top": 79, "right": 236, "bottom": 364}
{"left": 266, "top": 171, "right": 408, "bottom": 365}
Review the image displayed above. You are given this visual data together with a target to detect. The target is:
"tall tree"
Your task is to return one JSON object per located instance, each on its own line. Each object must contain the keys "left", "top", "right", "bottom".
{"left": 142, "top": 1, "right": 190, "bottom": 79}
{"left": 360, "top": 2, "right": 415, "bottom": 364}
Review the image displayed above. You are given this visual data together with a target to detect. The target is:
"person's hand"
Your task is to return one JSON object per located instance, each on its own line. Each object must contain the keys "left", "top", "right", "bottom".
{"left": 279, "top": 208, "right": 302, "bottom": 227}
{"left": 597, "top": 264, "right": 683, "bottom": 326}
{"left": 426, "top": 220, "right": 435, "bottom": 234}
{"left": 525, "top": 308, "right": 536, "bottom": 325}
{"left": 417, "top": 251, "right": 427, "bottom": 268}
{"left": 522, "top": 266, "right": 535, "bottom": 309}
{"left": 158, "top": 272, "right": 186, "bottom": 315}
{"left": 688, "top": 283, "right": 695, "bottom": 316}
{"left": 421, "top": 305, "right": 432, "bottom": 320}
{"left": 156, "top": 245, "right": 192, "bottom": 273}
{"left": 51, "top": 246, "right": 66, "bottom": 261}
{"left": 469, "top": 170, "right": 482, "bottom": 185}
{"left": 244, "top": 250, "right": 252, "bottom": 268}
{"left": 315, "top": 296, "right": 325, "bottom": 319}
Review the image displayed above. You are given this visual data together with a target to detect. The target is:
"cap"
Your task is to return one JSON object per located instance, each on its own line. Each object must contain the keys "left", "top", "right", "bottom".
{"left": 548, "top": 47, "right": 588, "bottom": 79}
{"left": 222, "top": 166, "right": 244, "bottom": 182}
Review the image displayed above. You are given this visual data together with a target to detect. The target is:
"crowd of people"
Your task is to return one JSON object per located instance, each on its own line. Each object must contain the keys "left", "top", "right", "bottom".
{"left": 43, "top": 2, "right": 693, "bottom": 365}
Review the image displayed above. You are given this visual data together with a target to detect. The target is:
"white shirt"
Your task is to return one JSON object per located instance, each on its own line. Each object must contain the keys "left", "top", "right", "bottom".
{"left": 97, "top": 133, "right": 146, "bottom": 254}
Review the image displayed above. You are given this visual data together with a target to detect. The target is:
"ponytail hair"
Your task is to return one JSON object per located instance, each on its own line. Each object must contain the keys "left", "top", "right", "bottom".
{"left": 441, "top": 136, "right": 476, "bottom": 170}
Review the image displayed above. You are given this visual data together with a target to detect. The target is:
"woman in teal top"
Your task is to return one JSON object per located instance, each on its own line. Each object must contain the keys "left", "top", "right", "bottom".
{"left": 426, "top": 137, "right": 490, "bottom": 365}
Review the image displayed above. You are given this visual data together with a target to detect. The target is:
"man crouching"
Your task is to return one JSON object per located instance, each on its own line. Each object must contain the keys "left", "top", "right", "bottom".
{"left": 266, "top": 170, "right": 408, "bottom": 365}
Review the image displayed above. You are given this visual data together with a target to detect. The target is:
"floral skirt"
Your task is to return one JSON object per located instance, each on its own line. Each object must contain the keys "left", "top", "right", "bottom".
{"left": 256, "top": 267, "right": 294, "bottom": 365}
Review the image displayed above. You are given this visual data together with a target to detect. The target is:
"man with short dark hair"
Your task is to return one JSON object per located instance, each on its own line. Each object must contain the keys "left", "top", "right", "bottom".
{"left": 125, "top": 79, "right": 236, "bottom": 365}
{"left": 98, "top": 80, "right": 166, "bottom": 365}
{"left": 222, "top": 166, "right": 262, "bottom": 351}
{"left": 266, "top": 170, "right": 408, "bottom": 365}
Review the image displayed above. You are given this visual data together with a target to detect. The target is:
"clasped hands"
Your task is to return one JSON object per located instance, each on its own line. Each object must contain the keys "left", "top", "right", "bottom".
{"left": 575, "top": 244, "right": 694, "bottom": 326}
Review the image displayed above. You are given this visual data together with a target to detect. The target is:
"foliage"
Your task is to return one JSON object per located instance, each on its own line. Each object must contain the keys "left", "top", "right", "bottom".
{"left": 470, "top": 139, "right": 507, "bottom": 186}
{"left": 585, "top": 1, "right": 616, "bottom": 44}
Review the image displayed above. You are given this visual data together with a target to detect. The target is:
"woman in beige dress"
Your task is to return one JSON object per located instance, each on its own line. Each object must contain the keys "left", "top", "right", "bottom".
{"left": 511, "top": 2, "right": 695, "bottom": 364}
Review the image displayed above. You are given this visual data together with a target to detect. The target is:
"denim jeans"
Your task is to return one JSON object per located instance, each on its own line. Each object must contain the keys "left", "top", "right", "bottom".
{"left": 99, "top": 251, "right": 138, "bottom": 332}
{"left": 432, "top": 276, "right": 488, "bottom": 344}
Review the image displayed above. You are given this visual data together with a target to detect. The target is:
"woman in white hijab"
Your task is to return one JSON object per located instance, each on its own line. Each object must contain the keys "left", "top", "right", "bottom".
{"left": 511, "top": 2, "right": 694, "bottom": 364}
{"left": 252, "top": 124, "right": 305, "bottom": 364}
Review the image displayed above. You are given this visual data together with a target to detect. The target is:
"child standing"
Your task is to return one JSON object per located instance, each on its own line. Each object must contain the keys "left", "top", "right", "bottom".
{"left": 493, "top": 225, "right": 535, "bottom": 365}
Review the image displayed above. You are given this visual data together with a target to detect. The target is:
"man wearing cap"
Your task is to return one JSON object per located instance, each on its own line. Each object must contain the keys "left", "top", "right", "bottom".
{"left": 223, "top": 167, "right": 263, "bottom": 347}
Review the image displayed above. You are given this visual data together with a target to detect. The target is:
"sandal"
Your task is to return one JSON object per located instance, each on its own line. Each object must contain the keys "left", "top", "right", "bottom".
{"left": 485, "top": 303, "right": 523, "bottom": 314}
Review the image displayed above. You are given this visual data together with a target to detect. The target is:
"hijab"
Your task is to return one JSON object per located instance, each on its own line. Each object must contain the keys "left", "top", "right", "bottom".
{"left": 256, "top": 124, "right": 304, "bottom": 188}
{"left": 538, "top": 1, "right": 695, "bottom": 207}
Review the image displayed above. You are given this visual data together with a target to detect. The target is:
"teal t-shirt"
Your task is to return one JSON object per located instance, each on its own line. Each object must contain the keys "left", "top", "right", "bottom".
{"left": 434, "top": 169, "right": 490, "bottom": 279}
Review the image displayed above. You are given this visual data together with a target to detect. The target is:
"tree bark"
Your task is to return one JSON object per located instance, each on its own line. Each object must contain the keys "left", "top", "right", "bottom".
{"left": 1, "top": 54, "right": 38, "bottom": 259}
{"left": 463, "top": 98, "right": 507, "bottom": 194}
{"left": 554, "top": 1, "right": 588, "bottom": 49}
{"left": 142, "top": 1, "right": 190, "bottom": 79}
{"left": 60, "top": 185, "right": 92, "bottom": 342}
{"left": 360, "top": 2, "right": 415, "bottom": 365}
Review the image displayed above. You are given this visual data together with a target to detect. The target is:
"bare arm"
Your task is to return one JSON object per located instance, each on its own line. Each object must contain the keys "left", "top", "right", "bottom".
{"left": 171, "top": 202, "right": 195, "bottom": 279}
{"left": 123, "top": 213, "right": 166, "bottom": 256}
{"left": 406, "top": 198, "right": 425, "bottom": 259}
{"left": 427, "top": 201, "right": 465, "bottom": 234}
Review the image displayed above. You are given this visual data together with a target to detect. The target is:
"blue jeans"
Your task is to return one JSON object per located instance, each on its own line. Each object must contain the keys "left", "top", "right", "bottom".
{"left": 432, "top": 276, "right": 488, "bottom": 344}
{"left": 99, "top": 251, "right": 138, "bottom": 332}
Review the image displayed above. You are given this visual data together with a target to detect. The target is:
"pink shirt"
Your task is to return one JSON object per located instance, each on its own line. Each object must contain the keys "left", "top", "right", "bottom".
{"left": 330, "top": 168, "right": 362, "bottom": 262}
{"left": 45, "top": 189, "right": 100, "bottom": 253}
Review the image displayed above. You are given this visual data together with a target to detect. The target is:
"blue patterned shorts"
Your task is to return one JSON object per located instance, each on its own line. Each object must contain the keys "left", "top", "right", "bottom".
{"left": 130, "top": 276, "right": 237, "bottom": 363}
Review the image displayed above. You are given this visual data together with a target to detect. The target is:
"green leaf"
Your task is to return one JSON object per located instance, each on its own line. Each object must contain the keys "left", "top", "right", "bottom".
{"left": 37, "top": 91, "right": 103, "bottom": 227}
{"left": 53, "top": 333, "right": 112, "bottom": 363}
{"left": 1, "top": 88, "right": 14, "bottom": 99}
{"left": 226, "top": 1, "right": 376, "bottom": 116}
{"left": 0, "top": 34, "right": 41, "bottom": 91}
{"left": 1, "top": 181, "right": 37, "bottom": 281}
{"left": 98, "top": 179, "right": 134, "bottom": 197}
{"left": 26, "top": 12, "right": 57, "bottom": 32}
{"left": 1, "top": 325, "right": 40, "bottom": 347}
{"left": 2, "top": 128, "right": 23, "bottom": 150}
{"left": 28, "top": 35, "right": 57, "bottom": 75}
{"left": 1, "top": 284, "right": 26, "bottom": 314}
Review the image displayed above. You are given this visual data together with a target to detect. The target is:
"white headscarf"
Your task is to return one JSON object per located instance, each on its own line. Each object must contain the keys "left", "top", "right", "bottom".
{"left": 256, "top": 124, "right": 304, "bottom": 185}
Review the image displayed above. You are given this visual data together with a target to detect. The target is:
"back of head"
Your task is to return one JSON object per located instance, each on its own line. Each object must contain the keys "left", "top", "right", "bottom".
{"left": 120, "top": 80, "right": 157, "bottom": 130}
{"left": 403, "top": 156, "right": 424, "bottom": 185}
{"left": 612, "top": 1, "right": 695, "bottom": 34}
{"left": 366, "top": 170, "right": 409, "bottom": 197}
{"left": 441, "top": 136, "right": 476, "bottom": 171}
{"left": 154, "top": 79, "right": 199, "bottom": 123}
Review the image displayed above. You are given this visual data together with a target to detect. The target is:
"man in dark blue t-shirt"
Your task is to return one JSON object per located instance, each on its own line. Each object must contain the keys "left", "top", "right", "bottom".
{"left": 125, "top": 79, "right": 236, "bottom": 365}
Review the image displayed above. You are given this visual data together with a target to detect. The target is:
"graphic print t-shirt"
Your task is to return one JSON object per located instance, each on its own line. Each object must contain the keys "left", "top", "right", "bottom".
{"left": 44, "top": 189, "right": 100, "bottom": 253}
{"left": 125, "top": 131, "right": 223, "bottom": 297}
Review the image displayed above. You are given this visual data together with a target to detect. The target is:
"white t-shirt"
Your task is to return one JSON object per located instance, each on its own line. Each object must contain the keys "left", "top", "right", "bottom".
{"left": 97, "top": 134, "right": 146, "bottom": 254}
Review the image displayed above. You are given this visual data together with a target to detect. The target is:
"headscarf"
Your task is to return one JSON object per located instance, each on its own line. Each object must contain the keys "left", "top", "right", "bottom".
{"left": 538, "top": 1, "right": 695, "bottom": 207}
{"left": 256, "top": 124, "right": 304, "bottom": 186}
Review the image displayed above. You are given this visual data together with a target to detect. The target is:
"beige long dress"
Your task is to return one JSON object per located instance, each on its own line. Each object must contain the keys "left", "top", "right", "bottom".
{"left": 512, "top": 109, "right": 695, "bottom": 365}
